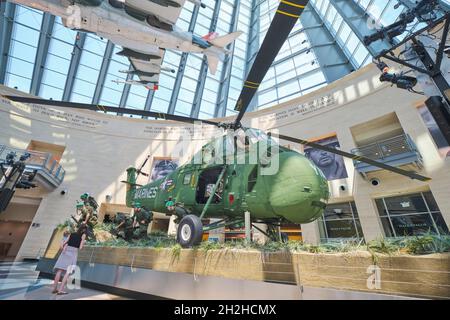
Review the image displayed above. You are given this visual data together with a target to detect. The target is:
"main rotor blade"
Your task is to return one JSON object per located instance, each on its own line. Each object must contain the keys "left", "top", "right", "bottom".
{"left": 274, "top": 133, "right": 431, "bottom": 182}
{"left": 233, "top": 0, "right": 309, "bottom": 128}
{"left": 3, "top": 96, "right": 220, "bottom": 127}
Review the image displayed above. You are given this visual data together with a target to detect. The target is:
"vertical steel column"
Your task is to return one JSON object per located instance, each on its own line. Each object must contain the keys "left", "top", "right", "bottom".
{"left": 328, "top": 0, "right": 394, "bottom": 57}
{"left": 62, "top": 32, "right": 86, "bottom": 101}
{"left": 244, "top": 211, "right": 251, "bottom": 243}
{"left": 144, "top": 89, "right": 155, "bottom": 111}
{"left": 167, "top": 5, "right": 200, "bottom": 115}
{"left": 214, "top": 0, "right": 242, "bottom": 118}
{"left": 190, "top": 0, "right": 222, "bottom": 118}
{"left": 117, "top": 66, "right": 133, "bottom": 117}
{"left": 119, "top": 70, "right": 132, "bottom": 108}
{"left": 245, "top": 0, "right": 260, "bottom": 73}
{"left": 301, "top": 2, "right": 355, "bottom": 83}
{"left": 92, "top": 40, "right": 115, "bottom": 104}
{"left": 30, "top": 12, "right": 55, "bottom": 96}
{"left": 0, "top": 3, "right": 16, "bottom": 85}
{"left": 238, "top": 0, "right": 260, "bottom": 113}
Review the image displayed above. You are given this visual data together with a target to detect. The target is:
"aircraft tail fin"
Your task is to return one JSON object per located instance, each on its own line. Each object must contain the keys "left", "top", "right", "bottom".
{"left": 204, "top": 51, "right": 220, "bottom": 75}
{"left": 203, "top": 31, "right": 242, "bottom": 75}
{"left": 208, "top": 31, "right": 242, "bottom": 48}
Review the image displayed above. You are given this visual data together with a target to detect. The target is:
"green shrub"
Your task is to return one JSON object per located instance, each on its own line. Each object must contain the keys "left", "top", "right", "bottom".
{"left": 366, "top": 238, "right": 400, "bottom": 255}
{"left": 403, "top": 234, "right": 450, "bottom": 254}
{"left": 85, "top": 227, "right": 450, "bottom": 256}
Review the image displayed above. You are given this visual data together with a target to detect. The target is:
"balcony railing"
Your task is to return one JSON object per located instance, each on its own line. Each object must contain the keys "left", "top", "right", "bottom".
{"left": 0, "top": 144, "right": 65, "bottom": 187}
{"left": 351, "top": 134, "right": 423, "bottom": 175}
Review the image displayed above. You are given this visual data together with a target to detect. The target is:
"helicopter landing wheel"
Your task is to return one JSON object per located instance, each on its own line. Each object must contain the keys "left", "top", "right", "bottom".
{"left": 177, "top": 215, "right": 203, "bottom": 248}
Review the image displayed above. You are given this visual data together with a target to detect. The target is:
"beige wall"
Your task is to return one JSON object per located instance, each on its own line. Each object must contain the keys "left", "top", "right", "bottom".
{"left": 1, "top": 63, "right": 449, "bottom": 257}
{"left": 0, "top": 199, "right": 40, "bottom": 222}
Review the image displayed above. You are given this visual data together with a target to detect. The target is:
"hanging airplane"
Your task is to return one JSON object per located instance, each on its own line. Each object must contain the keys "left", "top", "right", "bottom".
{"left": 3, "top": 0, "right": 432, "bottom": 247}
{"left": 5, "top": 0, "right": 242, "bottom": 89}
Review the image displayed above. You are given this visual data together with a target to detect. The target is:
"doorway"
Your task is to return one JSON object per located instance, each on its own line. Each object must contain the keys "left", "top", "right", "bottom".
{"left": 195, "top": 167, "right": 225, "bottom": 204}
{"left": 0, "top": 197, "right": 41, "bottom": 261}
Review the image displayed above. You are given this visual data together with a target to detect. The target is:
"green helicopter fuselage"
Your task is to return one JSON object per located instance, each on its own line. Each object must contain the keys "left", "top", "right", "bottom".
{"left": 125, "top": 131, "right": 329, "bottom": 224}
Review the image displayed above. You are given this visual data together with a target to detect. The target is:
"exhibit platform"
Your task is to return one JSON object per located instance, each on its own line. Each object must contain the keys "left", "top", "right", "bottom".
{"left": 36, "top": 245, "right": 450, "bottom": 300}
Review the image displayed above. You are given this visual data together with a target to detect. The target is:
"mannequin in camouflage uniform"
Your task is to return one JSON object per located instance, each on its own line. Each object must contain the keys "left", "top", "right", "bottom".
{"left": 132, "top": 201, "right": 153, "bottom": 239}
{"left": 75, "top": 193, "right": 98, "bottom": 240}
{"left": 112, "top": 212, "right": 134, "bottom": 241}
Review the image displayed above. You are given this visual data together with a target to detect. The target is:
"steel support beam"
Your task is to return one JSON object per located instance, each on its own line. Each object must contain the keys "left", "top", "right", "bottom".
{"left": 245, "top": 0, "right": 260, "bottom": 70}
{"left": 328, "top": 0, "right": 394, "bottom": 57}
{"left": 30, "top": 13, "right": 55, "bottom": 96}
{"left": 144, "top": 89, "right": 155, "bottom": 112}
{"left": 190, "top": 0, "right": 222, "bottom": 118}
{"left": 302, "top": 3, "right": 355, "bottom": 83}
{"left": 63, "top": 32, "right": 86, "bottom": 101}
{"left": 118, "top": 67, "right": 133, "bottom": 110}
{"left": 238, "top": 0, "right": 260, "bottom": 113}
{"left": 0, "top": 2, "right": 16, "bottom": 85}
{"left": 412, "top": 36, "right": 450, "bottom": 113}
{"left": 220, "top": 0, "right": 262, "bottom": 117}
{"left": 92, "top": 40, "right": 114, "bottom": 104}
{"left": 167, "top": 5, "right": 200, "bottom": 115}
{"left": 214, "top": 0, "right": 242, "bottom": 118}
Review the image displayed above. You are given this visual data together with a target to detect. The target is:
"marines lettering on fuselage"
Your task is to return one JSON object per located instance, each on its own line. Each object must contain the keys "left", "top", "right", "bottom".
{"left": 135, "top": 186, "right": 158, "bottom": 199}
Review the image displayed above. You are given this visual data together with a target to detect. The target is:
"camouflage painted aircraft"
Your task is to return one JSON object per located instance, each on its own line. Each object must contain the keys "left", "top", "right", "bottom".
{"left": 5, "top": 0, "right": 431, "bottom": 247}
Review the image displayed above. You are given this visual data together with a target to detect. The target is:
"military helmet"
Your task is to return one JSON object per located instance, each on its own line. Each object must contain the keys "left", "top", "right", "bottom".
{"left": 76, "top": 202, "right": 84, "bottom": 208}
{"left": 165, "top": 200, "right": 175, "bottom": 207}
{"left": 133, "top": 201, "right": 142, "bottom": 208}
{"left": 80, "top": 193, "right": 89, "bottom": 199}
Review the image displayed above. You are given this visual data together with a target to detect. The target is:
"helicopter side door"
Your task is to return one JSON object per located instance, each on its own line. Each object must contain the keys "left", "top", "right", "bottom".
{"left": 172, "top": 166, "right": 198, "bottom": 211}
{"left": 194, "top": 166, "right": 226, "bottom": 216}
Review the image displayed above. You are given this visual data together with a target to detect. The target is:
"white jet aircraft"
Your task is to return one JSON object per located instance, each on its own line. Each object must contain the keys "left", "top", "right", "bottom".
{"left": 7, "top": 0, "right": 242, "bottom": 89}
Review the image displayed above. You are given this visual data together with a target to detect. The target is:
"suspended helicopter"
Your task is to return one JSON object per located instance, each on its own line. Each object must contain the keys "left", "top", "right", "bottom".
{"left": 5, "top": 0, "right": 242, "bottom": 89}
{"left": 4, "top": 0, "right": 431, "bottom": 247}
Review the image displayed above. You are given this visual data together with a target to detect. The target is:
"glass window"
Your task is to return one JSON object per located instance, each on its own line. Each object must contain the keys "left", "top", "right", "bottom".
{"left": 183, "top": 173, "right": 192, "bottom": 185}
{"left": 319, "top": 201, "right": 364, "bottom": 242}
{"left": 375, "top": 192, "right": 449, "bottom": 237}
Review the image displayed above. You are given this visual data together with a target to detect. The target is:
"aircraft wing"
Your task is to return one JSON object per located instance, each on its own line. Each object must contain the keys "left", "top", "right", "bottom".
{"left": 124, "top": 0, "right": 187, "bottom": 25}
{"left": 118, "top": 47, "right": 166, "bottom": 86}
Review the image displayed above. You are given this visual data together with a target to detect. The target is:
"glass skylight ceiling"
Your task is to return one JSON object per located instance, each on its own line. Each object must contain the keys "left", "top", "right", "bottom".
{"left": 0, "top": 0, "right": 432, "bottom": 118}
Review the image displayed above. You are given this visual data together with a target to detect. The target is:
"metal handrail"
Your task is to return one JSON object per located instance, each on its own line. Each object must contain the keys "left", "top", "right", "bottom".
{"left": 351, "top": 134, "right": 420, "bottom": 162}
{"left": 0, "top": 144, "right": 65, "bottom": 184}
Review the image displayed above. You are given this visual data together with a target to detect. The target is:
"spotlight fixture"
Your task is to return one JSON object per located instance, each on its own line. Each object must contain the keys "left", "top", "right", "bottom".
{"left": 376, "top": 60, "right": 418, "bottom": 91}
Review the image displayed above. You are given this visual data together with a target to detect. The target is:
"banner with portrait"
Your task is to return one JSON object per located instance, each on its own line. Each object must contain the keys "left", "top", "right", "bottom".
{"left": 303, "top": 135, "right": 348, "bottom": 181}
{"left": 148, "top": 157, "right": 179, "bottom": 183}
{"left": 418, "top": 104, "right": 450, "bottom": 158}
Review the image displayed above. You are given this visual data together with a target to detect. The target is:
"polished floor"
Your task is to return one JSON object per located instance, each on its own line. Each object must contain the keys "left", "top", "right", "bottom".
{"left": 0, "top": 261, "right": 127, "bottom": 300}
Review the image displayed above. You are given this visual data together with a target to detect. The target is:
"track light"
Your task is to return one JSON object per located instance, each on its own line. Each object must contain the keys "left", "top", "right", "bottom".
{"left": 379, "top": 72, "right": 418, "bottom": 90}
